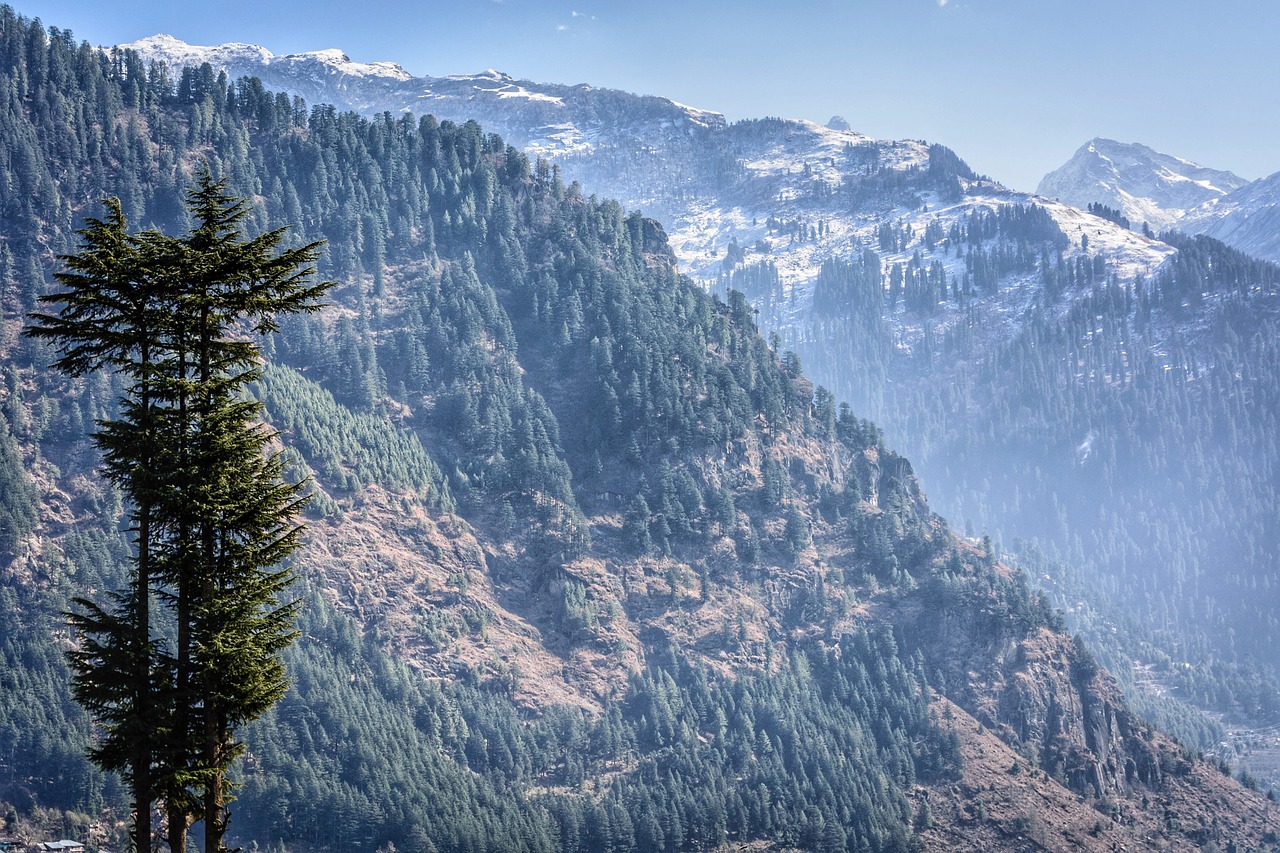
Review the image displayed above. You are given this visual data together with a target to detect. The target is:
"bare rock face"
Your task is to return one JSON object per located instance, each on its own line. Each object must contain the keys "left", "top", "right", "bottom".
{"left": 895, "top": 578, "right": 1280, "bottom": 851}
{"left": 915, "top": 694, "right": 1278, "bottom": 853}
{"left": 861, "top": 447, "right": 929, "bottom": 523}
{"left": 893, "top": 564, "right": 1166, "bottom": 802}
{"left": 637, "top": 217, "right": 678, "bottom": 272}
{"left": 993, "top": 629, "right": 1162, "bottom": 797}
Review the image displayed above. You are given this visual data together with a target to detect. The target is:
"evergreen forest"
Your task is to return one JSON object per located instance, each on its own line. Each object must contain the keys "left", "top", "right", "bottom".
{"left": 737, "top": 195, "right": 1280, "bottom": 748}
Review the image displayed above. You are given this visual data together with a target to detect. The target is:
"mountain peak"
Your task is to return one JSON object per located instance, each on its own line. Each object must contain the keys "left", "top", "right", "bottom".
{"left": 128, "top": 33, "right": 185, "bottom": 49}
{"left": 287, "top": 47, "right": 350, "bottom": 63}
{"left": 121, "top": 33, "right": 274, "bottom": 66}
{"left": 1039, "top": 138, "right": 1247, "bottom": 231}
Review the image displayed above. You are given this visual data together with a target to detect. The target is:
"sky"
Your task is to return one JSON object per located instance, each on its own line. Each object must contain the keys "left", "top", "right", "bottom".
{"left": 15, "top": 0, "right": 1280, "bottom": 193}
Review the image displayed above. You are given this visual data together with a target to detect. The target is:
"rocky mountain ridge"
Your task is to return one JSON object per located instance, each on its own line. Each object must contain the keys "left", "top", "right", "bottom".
{"left": 120, "top": 35, "right": 1173, "bottom": 299}
{"left": 1183, "top": 170, "right": 1280, "bottom": 263}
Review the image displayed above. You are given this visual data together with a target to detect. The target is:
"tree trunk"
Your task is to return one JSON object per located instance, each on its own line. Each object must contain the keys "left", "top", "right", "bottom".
{"left": 132, "top": 758, "right": 149, "bottom": 853}
{"left": 133, "top": 366, "right": 153, "bottom": 853}
{"left": 203, "top": 713, "right": 224, "bottom": 853}
{"left": 167, "top": 802, "right": 188, "bottom": 853}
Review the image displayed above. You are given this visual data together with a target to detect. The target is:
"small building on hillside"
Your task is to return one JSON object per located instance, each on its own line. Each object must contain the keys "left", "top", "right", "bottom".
{"left": 39, "top": 842, "right": 84, "bottom": 853}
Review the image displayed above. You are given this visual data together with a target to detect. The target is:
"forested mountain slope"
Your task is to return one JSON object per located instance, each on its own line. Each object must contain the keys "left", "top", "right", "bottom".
{"left": 118, "top": 32, "right": 1280, "bottom": 749}
{"left": 0, "top": 8, "right": 1277, "bottom": 852}
{"left": 782, "top": 206, "right": 1280, "bottom": 745}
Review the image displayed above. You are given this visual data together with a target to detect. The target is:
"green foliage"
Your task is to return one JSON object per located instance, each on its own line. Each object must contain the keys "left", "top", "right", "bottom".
{"left": 254, "top": 364, "right": 452, "bottom": 509}
{"left": 26, "top": 170, "right": 329, "bottom": 853}
{"left": 0, "top": 416, "right": 36, "bottom": 555}
{"left": 0, "top": 572, "right": 108, "bottom": 815}
{"left": 555, "top": 578, "right": 598, "bottom": 641}
{"left": 236, "top": 596, "right": 950, "bottom": 853}
{"left": 622, "top": 494, "right": 652, "bottom": 554}
{"left": 1087, "top": 202, "right": 1131, "bottom": 230}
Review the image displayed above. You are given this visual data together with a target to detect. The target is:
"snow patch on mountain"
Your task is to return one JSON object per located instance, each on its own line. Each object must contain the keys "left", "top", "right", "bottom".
{"left": 125, "top": 34, "right": 272, "bottom": 67}
{"left": 122, "top": 35, "right": 412, "bottom": 83}
{"left": 484, "top": 83, "right": 565, "bottom": 105}
{"left": 1041, "top": 197, "right": 1176, "bottom": 280}
{"left": 279, "top": 49, "right": 413, "bottom": 81}
{"left": 524, "top": 124, "right": 593, "bottom": 160}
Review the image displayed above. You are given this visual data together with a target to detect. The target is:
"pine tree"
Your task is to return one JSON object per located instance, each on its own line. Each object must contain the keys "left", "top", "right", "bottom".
{"left": 150, "top": 173, "right": 331, "bottom": 853}
{"left": 28, "top": 200, "right": 169, "bottom": 853}
{"left": 28, "top": 176, "right": 331, "bottom": 853}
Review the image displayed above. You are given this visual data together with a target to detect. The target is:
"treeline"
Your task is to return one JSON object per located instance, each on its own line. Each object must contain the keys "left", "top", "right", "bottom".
{"left": 1153, "top": 230, "right": 1280, "bottom": 311}
{"left": 1088, "top": 202, "right": 1132, "bottom": 231}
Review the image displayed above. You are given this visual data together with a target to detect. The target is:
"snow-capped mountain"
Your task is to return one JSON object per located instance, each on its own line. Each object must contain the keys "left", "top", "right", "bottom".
{"left": 1181, "top": 170, "right": 1280, "bottom": 263}
{"left": 123, "top": 36, "right": 1172, "bottom": 299}
{"left": 1039, "top": 138, "right": 1280, "bottom": 263}
{"left": 125, "top": 33, "right": 414, "bottom": 87}
{"left": 1037, "top": 138, "right": 1247, "bottom": 232}
{"left": 122, "top": 35, "right": 725, "bottom": 166}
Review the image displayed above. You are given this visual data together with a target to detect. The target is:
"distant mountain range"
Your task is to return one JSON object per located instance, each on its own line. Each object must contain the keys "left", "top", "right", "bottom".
{"left": 120, "top": 32, "right": 1280, "bottom": 758}
{"left": 124, "top": 36, "right": 1280, "bottom": 288}
{"left": 1039, "top": 137, "right": 1280, "bottom": 262}
{"left": 1036, "top": 138, "right": 1247, "bottom": 231}
{"left": 123, "top": 35, "right": 1175, "bottom": 289}
{"left": 1185, "top": 172, "right": 1280, "bottom": 263}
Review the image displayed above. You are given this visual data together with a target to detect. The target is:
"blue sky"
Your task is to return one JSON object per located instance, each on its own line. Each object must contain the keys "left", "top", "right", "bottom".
{"left": 16, "top": 0, "right": 1280, "bottom": 192}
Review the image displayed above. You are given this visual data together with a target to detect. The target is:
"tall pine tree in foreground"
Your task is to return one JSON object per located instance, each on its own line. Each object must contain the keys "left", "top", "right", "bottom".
{"left": 157, "top": 175, "right": 331, "bottom": 853}
{"left": 28, "top": 173, "right": 331, "bottom": 853}
{"left": 27, "top": 200, "right": 171, "bottom": 853}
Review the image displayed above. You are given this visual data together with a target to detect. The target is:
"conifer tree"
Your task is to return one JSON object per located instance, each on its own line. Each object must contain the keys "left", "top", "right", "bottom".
{"left": 28, "top": 176, "right": 331, "bottom": 853}
{"left": 152, "top": 173, "right": 330, "bottom": 853}
{"left": 28, "top": 201, "right": 169, "bottom": 853}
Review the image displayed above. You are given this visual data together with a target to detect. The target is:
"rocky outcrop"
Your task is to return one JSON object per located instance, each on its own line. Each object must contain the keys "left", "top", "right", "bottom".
{"left": 898, "top": 574, "right": 1164, "bottom": 802}
{"left": 994, "top": 629, "right": 1163, "bottom": 797}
